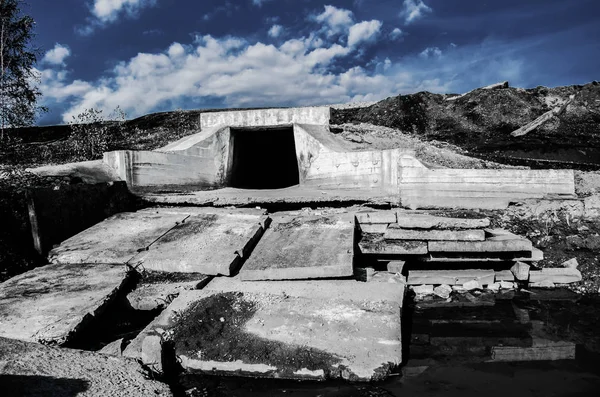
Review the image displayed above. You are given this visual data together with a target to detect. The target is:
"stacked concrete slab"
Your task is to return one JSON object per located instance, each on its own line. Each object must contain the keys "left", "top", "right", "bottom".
{"left": 357, "top": 210, "right": 547, "bottom": 288}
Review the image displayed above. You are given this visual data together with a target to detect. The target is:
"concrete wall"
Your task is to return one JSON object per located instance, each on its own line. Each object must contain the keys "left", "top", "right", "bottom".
{"left": 200, "top": 107, "right": 330, "bottom": 129}
{"left": 399, "top": 154, "right": 576, "bottom": 209}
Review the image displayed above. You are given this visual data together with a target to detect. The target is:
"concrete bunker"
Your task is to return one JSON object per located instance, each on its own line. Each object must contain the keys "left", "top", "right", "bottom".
{"left": 228, "top": 126, "right": 300, "bottom": 189}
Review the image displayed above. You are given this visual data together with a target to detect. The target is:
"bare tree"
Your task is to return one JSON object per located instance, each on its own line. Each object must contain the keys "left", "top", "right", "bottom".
{"left": 0, "top": 0, "right": 45, "bottom": 140}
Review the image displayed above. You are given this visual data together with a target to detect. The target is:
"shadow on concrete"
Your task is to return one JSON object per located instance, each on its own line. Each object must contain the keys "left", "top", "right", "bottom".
{"left": 0, "top": 375, "right": 89, "bottom": 396}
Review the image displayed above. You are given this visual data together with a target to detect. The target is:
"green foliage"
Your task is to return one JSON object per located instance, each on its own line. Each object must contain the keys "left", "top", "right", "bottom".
{"left": 0, "top": 0, "right": 46, "bottom": 140}
{"left": 68, "top": 106, "right": 127, "bottom": 160}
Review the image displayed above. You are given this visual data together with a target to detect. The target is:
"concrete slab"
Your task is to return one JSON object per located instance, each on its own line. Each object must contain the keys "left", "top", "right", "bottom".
{"left": 359, "top": 239, "right": 428, "bottom": 255}
{"left": 126, "top": 289, "right": 402, "bottom": 381}
{"left": 132, "top": 210, "right": 269, "bottom": 275}
{"left": 0, "top": 263, "right": 130, "bottom": 345}
{"left": 384, "top": 228, "right": 485, "bottom": 241}
{"left": 395, "top": 213, "right": 490, "bottom": 229}
{"left": 49, "top": 209, "right": 189, "bottom": 265}
{"left": 495, "top": 270, "right": 516, "bottom": 282}
{"left": 355, "top": 211, "right": 397, "bottom": 224}
{"left": 127, "top": 272, "right": 212, "bottom": 311}
{"left": 359, "top": 223, "right": 389, "bottom": 234}
{"left": 428, "top": 237, "right": 532, "bottom": 253}
{"left": 490, "top": 340, "right": 576, "bottom": 362}
{"left": 529, "top": 268, "right": 582, "bottom": 284}
{"left": 239, "top": 212, "right": 354, "bottom": 280}
{"left": 407, "top": 270, "right": 495, "bottom": 286}
{"left": 0, "top": 337, "right": 172, "bottom": 397}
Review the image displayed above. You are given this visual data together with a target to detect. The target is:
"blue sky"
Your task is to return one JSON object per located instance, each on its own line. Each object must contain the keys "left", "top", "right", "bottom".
{"left": 27, "top": 0, "right": 600, "bottom": 125}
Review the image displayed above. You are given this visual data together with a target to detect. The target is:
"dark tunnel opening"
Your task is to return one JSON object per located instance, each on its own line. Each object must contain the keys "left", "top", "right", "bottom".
{"left": 229, "top": 127, "right": 300, "bottom": 189}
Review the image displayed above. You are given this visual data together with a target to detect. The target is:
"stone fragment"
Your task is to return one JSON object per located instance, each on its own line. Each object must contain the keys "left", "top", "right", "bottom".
{"left": 463, "top": 280, "right": 481, "bottom": 291}
{"left": 386, "top": 260, "right": 405, "bottom": 273}
{"left": 495, "top": 270, "right": 515, "bottom": 282}
{"left": 370, "top": 272, "right": 406, "bottom": 284}
{"left": 488, "top": 282, "right": 501, "bottom": 292}
{"left": 359, "top": 239, "right": 428, "bottom": 255}
{"left": 511, "top": 261, "right": 530, "bottom": 281}
{"left": 412, "top": 285, "right": 434, "bottom": 295}
{"left": 561, "top": 258, "right": 579, "bottom": 269}
{"left": 395, "top": 213, "right": 490, "bottom": 229}
{"left": 99, "top": 338, "right": 124, "bottom": 356}
{"left": 428, "top": 238, "right": 532, "bottom": 253}
{"left": 499, "top": 281, "right": 515, "bottom": 289}
{"left": 360, "top": 224, "right": 388, "bottom": 234}
{"left": 452, "top": 285, "right": 467, "bottom": 293}
{"left": 433, "top": 284, "right": 452, "bottom": 299}
{"left": 384, "top": 228, "right": 485, "bottom": 241}
{"left": 529, "top": 268, "right": 582, "bottom": 284}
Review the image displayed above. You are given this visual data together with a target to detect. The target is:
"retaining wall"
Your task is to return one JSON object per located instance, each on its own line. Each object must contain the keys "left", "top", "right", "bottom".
{"left": 200, "top": 107, "right": 330, "bottom": 129}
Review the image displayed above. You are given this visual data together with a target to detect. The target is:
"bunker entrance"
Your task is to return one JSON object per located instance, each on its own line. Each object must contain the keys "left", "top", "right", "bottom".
{"left": 229, "top": 127, "right": 300, "bottom": 189}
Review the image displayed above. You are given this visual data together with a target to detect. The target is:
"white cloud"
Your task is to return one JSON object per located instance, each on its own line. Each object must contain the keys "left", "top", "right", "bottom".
{"left": 401, "top": 0, "right": 432, "bottom": 24}
{"left": 38, "top": 30, "right": 527, "bottom": 124}
{"left": 420, "top": 46, "right": 442, "bottom": 58}
{"left": 314, "top": 5, "right": 354, "bottom": 35}
{"left": 78, "top": 0, "right": 156, "bottom": 35}
{"left": 42, "top": 44, "right": 71, "bottom": 65}
{"left": 268, "top": 24, "right": 283, "bottom": 38}
{"left": 252, "top": 0, "right": 273, "bottom": 6}
{"left": 390, "top": 27, "right": 404, "bottom": 40}
{"left": 347, "top": 20, "right": 382, "bottom": 48}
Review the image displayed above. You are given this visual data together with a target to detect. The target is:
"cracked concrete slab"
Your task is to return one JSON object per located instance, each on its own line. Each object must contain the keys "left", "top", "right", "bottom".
{"left": 132, "top": 209, "right": 270, "bottom": 275}
{"left": 0, "top": 263, "right": 130, "bottom": 345}
{"left": 239, "top": 212, "right": 355, "bottom": 280}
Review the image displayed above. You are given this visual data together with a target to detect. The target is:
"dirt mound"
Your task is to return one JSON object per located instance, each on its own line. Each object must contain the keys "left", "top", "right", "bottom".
{"left": 332, "top": 82, "right": 600, "bottom": 170}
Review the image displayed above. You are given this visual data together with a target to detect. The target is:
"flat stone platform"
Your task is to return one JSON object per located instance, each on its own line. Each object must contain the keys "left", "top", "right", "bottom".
{"left": 239, "top": 211, "right": 355, "bottom": 280}
{"left": 0, "top": 263, "right": 130, "bottom": 345}
{"left": 125, "top": 280, "right": 404, "bottom": 381}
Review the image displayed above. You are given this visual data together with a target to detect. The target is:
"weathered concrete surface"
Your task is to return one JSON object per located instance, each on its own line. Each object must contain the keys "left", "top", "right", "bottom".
{"left": 428, "top": 237, "right": 533, "bottom": 253}
{"left": 200, "top": 107, "right": 330, "bottom": 128}
{"left": 356, "top": 211, "right": 397, "bottom": 224}
{"left": 127, "top": 272, "right": 212, "bottom": 311}
{"left": 126, "top": 289, "right": 402, "bottom": 381}
{"left": 132, "top": 209, "right": 269, "bottom": 275}
{"left": 359, "top": 223, "right": 389, "bottom": 234}
{"left": 490, "top": 340, "right": 576, "bottom": 362}
{"left": 359, "top": 239, "right": 428, "bottom": 255}
{"left": 28, "top": 181, "right": 136, "bottom": 255}
{"left": 395, "top": 213, "right": 491, "bottom": 229}
{"left": 407, "top": 270, "right": 495, "bottom": 286}
{"left": 0, "top": 337, "right": 172, "bottom": 397}
{"left": 140, "top": 186, "right": 397, "bottom": 206}
{"left": 49, "top": 209, "right": 188, "bottom": 265}
{"left": 399, "top": 154, "right": 576, "bottom": 209}
{"left": 0, "top": 263, "right": 130, "bottom": 345}
{"left": 384, "top": 228, "right": 485, "bottom": 241}
{"left": 529, "top": 268, "right": 583, "bottom": 284}
{"left": 495, "top": 270, "right": 516, "bottom": 282}
{"left": 239, "top": 212, "right": 354, "bottom": 280}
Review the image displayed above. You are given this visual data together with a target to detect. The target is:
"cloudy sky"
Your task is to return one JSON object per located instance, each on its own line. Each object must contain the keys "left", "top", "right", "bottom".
{"left": 28, "top": 0, "right": 600, "bottom": 125}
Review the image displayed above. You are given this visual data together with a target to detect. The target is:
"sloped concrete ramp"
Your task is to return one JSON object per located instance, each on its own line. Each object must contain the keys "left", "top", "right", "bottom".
{"left": 0, "top": 263, "right": 130, "bottom": 345}
{"left": 239, "top": 211, "right": 354, "bottom": 280}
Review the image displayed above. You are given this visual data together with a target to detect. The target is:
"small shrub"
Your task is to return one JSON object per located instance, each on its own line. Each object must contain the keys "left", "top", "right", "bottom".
{"left": 68, "top": 107, "right": 127, "bottom": 161}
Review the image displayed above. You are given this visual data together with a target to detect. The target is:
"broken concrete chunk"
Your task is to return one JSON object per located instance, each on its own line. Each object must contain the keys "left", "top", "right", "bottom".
{"left": 529, "top": 268, "right": 582, "bottom": 284}
{"left": 495, "top": 270, "right": 515, "bottom": 282}
{"left": 356, "top": 211, "right": 397, "bottom": 224}
{"left": 359, "top": 239, "right": 428, "bottom": 255}
{"left": 433, "top": 284, "right": 452, "bottom": 299}
{"left": 98, "top": 338, "right": 124, "bottom": 356}
{"left": 394, "top": 213, "right": 490, "bottom": 229}
{"left": 488, "top": 283, "right": 501, "bottom": 292}
{"left": 386, "top": 260, "right": 405, "bottom": 273}
{"left": 127, "top": 273, "right": 211, "bottom": 311}
{"left": 561, "top": 258, "right": 579, "bottom": 269}
{"left": 499, "top": 281, "right": 516, "bottom": 289}
{"left": 0, "top": 263, "right": 130, "bottom": 345}
{"left": 462, "top": 280, "right": 481, "bottom": 291}
{"left": 355, "top": 267, "right": 375, "bottom": 282}
{"left": 370, "top": 272, "right": 406, "bottom": 284}
{"left": 511, "top": 261, "right": 531, "bottom": 281}
{"left": 384, "top": 228, "right": 485, "bottom": 241}
{"left": 407, "top": 270, "right": 494, "bottom": 286}
{"left": 412, "top": 285, "right": 434, "bottom": 295}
